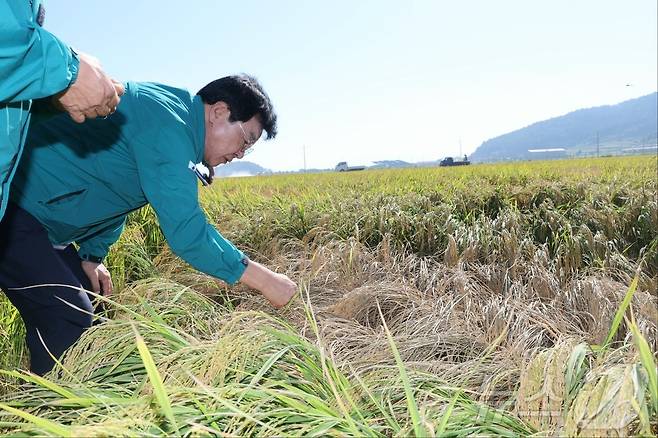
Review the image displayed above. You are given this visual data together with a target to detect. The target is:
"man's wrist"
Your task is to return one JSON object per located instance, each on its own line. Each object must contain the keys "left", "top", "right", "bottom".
{"left": 80, "top": 253, "right": 103, "bottom": 264}
{"left": 239, "top": 259, "right": 269, "bottom": 290}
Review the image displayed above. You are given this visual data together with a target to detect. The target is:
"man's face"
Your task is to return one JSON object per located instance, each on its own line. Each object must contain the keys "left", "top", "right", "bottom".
{"left": 204, "top": 101, "right": 263, "bottom": 167}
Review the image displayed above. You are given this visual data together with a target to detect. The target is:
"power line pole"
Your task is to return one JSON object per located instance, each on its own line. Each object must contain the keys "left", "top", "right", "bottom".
{"left": 596, "top": 131, "right": 599, "bottom": 157}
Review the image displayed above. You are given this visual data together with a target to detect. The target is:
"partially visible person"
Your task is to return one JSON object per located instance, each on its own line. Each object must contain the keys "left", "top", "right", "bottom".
{"left": 0, "top": 0, "right": 124, "bottom": 221}
{"left": 0, "top": 74, "right": 297, "bottom": 375}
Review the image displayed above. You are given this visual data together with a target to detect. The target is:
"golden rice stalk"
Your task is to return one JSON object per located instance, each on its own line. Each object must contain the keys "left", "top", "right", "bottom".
{"left": 563, "top": 363, "right": 649, "bottom": 437}
{"left": 501, "top": 229, "right": 519, "bottom": 268}
{"left": 444, "top": 235, "right": 458, "bottom": 267}
{"left": 460, "top": 243, "right": 479, "bottom": 263}
{"left": 579, "top": 224, "right": 595, "bottom": 251}
{"left": 327, "top": 287, "right": 373, "bottom": 321}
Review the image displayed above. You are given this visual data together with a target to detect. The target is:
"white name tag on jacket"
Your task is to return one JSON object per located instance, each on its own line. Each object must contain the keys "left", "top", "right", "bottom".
{"left": 188, "top": 161, "right": 211, "bottom": 186}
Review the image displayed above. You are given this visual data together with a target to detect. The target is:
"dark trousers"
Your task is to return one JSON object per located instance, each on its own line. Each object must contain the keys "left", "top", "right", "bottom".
{"left": 0, "top": 203, "right": 95, "bottom": 375}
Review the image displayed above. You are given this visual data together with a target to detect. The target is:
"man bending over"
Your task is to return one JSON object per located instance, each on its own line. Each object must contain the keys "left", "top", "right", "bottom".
{"left": 0, "top": 75, "right": 296, "bottom": 375}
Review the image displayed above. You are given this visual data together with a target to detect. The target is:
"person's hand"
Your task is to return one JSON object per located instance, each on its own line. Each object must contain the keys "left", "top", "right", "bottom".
{"left": 80, "top": 261, "right": 113, "bottom": 296}
{"left": 52, "top": 51, "right": 125, "bottom": 123}
{"left": 261, "top": 272, "right": 297, "bottom": 308}
{"left": 239, "top": 259, "right": 297, "bottom": 308}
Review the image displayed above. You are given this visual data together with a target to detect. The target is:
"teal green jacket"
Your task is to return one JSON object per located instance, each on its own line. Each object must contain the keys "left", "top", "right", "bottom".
{"left": 11, "top": 82, "right": 248, "bottom": 285}
{"left": 0, "top": 0, "right": 79, "bottom": 220}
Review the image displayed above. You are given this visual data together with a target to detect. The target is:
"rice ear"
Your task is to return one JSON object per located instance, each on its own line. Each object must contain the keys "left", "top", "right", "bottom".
{"left": 444, "top": 235, "right": 458, "bottom": 267}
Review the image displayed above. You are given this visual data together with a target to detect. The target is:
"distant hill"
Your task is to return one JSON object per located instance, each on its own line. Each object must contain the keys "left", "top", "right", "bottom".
{"left": 469, "top": 92, "right": 658, "bottom": 162}
{"left": 213, "top": 161, "right": 270, "bottom": 178}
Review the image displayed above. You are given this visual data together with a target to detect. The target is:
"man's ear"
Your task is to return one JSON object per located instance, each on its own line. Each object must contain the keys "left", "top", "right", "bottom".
{"left": 211, "top": 101, "right": 230, "bottom": 121}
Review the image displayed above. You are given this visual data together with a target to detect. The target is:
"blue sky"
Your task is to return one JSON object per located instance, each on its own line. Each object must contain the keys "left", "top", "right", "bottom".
{"left": 45, "top": 0, "right": 657, "bottom": 171}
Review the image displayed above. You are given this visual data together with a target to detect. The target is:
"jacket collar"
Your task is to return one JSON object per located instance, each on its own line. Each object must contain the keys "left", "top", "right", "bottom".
{"left": 191, "top": 95, "right": 206, "bottom": 164}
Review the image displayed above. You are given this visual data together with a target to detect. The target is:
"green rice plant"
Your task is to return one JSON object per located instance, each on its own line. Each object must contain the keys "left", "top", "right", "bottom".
{"left": 592, "top": 275, "right": 639, "bottom": 354}
{"left": 0, "top": 402, "right": 73, "bottom": 436}
{"left": 126, "top": 206, "right": 166, "bottom": 259}
{"left": 627, "top": 314, "right": 658, "bottom": 420}
{"left": 133, "top": 325, "right": 179, "bottom": 434}
{"left": 0, "top": 295, "right": 27, "bottom": 393}
{"left": 105, "top": 226, "right": 159, "bottom": 290}
{"left": 377, "top": 302, "right": 426, "bottom": 437}
{"left": 564, "top": 343, "right": 592, "bottom": 411}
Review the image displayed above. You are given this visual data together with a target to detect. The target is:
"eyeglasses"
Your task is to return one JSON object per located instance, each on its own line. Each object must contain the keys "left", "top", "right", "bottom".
{"left": 237, "top": 122, "right": 256, "bottom": 156}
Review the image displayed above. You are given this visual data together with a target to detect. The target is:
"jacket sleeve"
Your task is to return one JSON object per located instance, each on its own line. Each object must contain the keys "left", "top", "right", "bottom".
{"left": 77, "top": 215, "right": 127, "bottom": 262}
{"left": 0, "top": 1, "right": 79, "bottom": 102}
{"left": 131, "top": 129, "right": 247, "bottom": 285}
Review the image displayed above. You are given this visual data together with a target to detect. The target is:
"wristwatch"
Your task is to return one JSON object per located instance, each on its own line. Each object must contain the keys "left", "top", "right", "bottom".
{"left": 80, "top": 254, "right": 103, "bottom": 264}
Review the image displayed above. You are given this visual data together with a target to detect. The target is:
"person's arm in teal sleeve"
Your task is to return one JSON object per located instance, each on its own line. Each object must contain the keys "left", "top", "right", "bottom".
{"left": 77, "top": 216, "right": 127, "bottom": 262}
{"left": 0, "top": 2, "right": 78, "bottom": 102}
{"left": 132, "top": 129, "right": 248, "bottom": 285}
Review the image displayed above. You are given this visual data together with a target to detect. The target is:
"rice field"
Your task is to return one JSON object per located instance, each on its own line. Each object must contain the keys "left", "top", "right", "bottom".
{"left": 0, "top": 155, "right": 656, "bottom": 436}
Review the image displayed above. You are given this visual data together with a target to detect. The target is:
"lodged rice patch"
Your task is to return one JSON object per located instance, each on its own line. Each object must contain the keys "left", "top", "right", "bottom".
{"left": 0, "top": 281, "right": 533, "bottom": 437}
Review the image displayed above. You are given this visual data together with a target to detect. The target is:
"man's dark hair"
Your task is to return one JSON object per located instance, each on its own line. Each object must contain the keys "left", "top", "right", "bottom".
{"left": 197, "top": 74, "right": 277, "bottom": 139}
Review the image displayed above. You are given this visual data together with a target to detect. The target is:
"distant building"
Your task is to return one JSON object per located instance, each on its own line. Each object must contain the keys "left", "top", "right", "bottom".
{"left": 622, "top": 145, "right": 658, "bottom": 153}
{"left": 527, "top": 148, "right": 567, "bottom": 160}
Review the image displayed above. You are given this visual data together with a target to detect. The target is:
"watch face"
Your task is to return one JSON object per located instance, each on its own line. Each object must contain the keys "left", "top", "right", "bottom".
{"left": 240, "top": 257, "right": 249, "bottom": 267}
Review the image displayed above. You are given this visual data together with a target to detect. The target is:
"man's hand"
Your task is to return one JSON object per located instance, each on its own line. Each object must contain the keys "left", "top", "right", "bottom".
{"left": 81, "top": 261, "right": 113, "bottom": 296}
{"left": 262, "top": 272, "right": 297, "bottom": 308}
{"left": 52, "top": 51, "right": 125, "bottom": 123}
{"left": 239, "top": 260, "right": 297, "bottom": 308}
